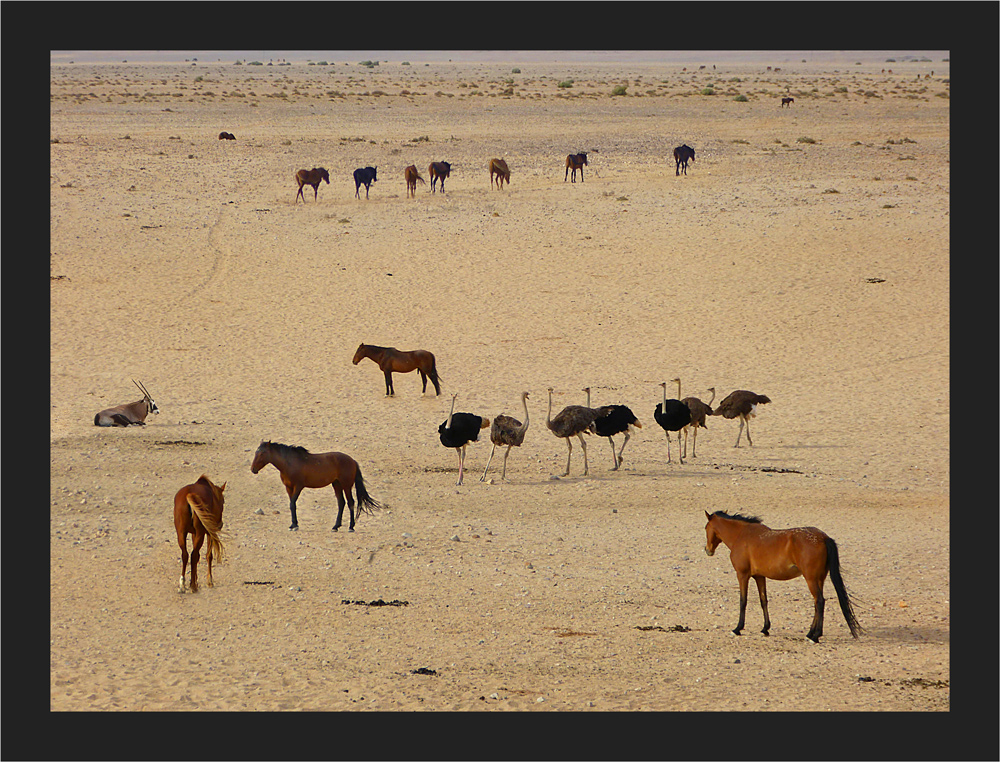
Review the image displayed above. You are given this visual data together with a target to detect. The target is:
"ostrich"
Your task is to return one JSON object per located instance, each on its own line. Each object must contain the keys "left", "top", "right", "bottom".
{"left": 653, "top": 379, "right": 692, "bottom": 464}
{"left": 713, "top": 390, "right": 771, "bottom": 447}
{"left": 438, "top": 393, "right": 490, "bottom": 485}
{"left": 676, "top": 379, "right": 716, "bottom": 459}
{"left": 546, "top": 387, "right": 599, "bottom": 477}
{"left": 481, "top": 391, "right": 530, "bottom": 482}
{"left": 583, "top": 387, "right": 642, "bottom": 471}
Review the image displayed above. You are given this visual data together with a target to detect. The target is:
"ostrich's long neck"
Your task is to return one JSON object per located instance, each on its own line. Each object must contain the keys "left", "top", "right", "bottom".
{"left": 707, "top": 389, "right": 716, "bottom": 406}
{"left": 520, "top": 394, "right": 530, "bottom": 432}
{"left": 584, "top": 388, "right": 591, "bottom": 407}
{"left": 547, "top": 390, "right": 554, "bottom": 428}
{"left": 662, "top": 384, "right": 667, "bottom": 408}
{"left": 675, "top": 379, "right": 682, "bottom": 399}
{"left": 446, "top": 395, "right": 456, "bottom": 428}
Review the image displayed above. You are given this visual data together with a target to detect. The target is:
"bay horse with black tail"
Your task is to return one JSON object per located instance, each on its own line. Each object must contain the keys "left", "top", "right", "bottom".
{"left": 704, "top": 511, "right": 863, "bottom": 643}
{"left": 353, "top": 343, "right": 441, "bottom": 396}
{"left": 174, "top": 475, "right": 226, "bottom": 593}
{"left": 404, "top": 164, "right": 425, "bottom": 198}
{"left": 673, "top": 145, "right": 695, "bottom": 176}
{"left": 429, "top": 161, "right": 452, "bottom": 192}
{"left": 251, "top": 441, "right": 382, "bottom": 531}
{"left": 353, "top": 166, "right": 378, "bottom": 199}
{"left": 489, "top": 158, "right": 510, "bottom": 189}
{"left": 565, "top": 152, "right": 588, "bottom": 182}
{"left": 781, "top": 97, "right": 794, "bottom": 108}
{"left": 295, "top": 167, "right": 330, "bottom": 203}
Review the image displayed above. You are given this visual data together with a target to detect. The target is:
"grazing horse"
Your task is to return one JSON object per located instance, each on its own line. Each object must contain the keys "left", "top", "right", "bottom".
{"left": 295, "top": 167, "right": 330, "bottom": 203}
{"left": 781, "top": 97, "right": 794, "bottom": 108}
{"left": 404, "top": 164, "right": 425, "bottom": 198}
{"left": 352, "top": 343, "right": 441, "bottom": 396}
{"left": 218, "top": 131, "right": 236, "bottom": 140}
{"left": 353, "top": 166, "right": 378, "bottom": 199}
{"left": 429, "top": 161, "right": 452, "bottom": 193}
{"left": 174, "top": 475, "right": 226, "bottom": 593}
{"left": 564, "top": 152, "right": 588, "bottom": 182}
{"left": 251, "top": 441, "right": 382, "bottom": 531}
{"left": 489, "top": 158, "right": 510, "bottom": 189}
{"left": 673, "top": 144, "right": 695, "bottom": 176}
{"left": 704, "top": 511, "right": 863, "bottom": 643}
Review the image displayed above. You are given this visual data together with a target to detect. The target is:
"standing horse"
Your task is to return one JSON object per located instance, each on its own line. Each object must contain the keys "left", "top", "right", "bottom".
{"left": 565, "top": 152, "right": 588, "bottom": 182}
{"left": 489, "top": 158, "right": 510, "bottom": 189}
{"left": 429, "top": 161, "right": 452, "bottom": 192}
{"left": 352, "top": 343, "right": 441, "bottom": 396}
{"left": 404, "top": 165, "right": 425, "bottom": 198}
{"left": 704, "top": 511, "right": 863, "bottom": 643}
{"left": 251, "top": 441, "right": 382, "bottom": 531}
{"left": 295, "top": 167, "right": 330, "bottom": 203}
{"left": 174, "top": 475, "right": 226, "bottom": 593}
{"left": 781, "top": 97, "right": 794, "bottom": 108}
{"left": 353, "top": 166, "right": 378, "bottom": 199}
{"left": 673, "top": 145, "right": 695, "bottom": 176}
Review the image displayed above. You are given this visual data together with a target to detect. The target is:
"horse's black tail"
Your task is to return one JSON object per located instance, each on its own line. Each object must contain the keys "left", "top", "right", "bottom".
{"left": 825, "top": 537, "right": 863, "bottom": 638}
{"left": 429, "top": 364, "right": 442, "bottom": 395}
{"left": 354, "top": 468, "right": 383, "bottom": 516}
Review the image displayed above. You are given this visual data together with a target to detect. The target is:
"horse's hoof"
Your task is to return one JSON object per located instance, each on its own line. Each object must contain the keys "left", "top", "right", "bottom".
{"left": 289, "top": 525, "right": 298, "bottom": 531}
{"left": 332, "top": 526, "right": 339, "bottom": 532}
{"left": 348, "top": 528, "right": 355, "bottom": 533}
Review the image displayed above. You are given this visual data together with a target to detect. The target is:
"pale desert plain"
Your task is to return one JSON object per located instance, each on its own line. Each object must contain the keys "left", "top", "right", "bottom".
{"left": 48, "top": 49, "right": 959, "bottom": 732}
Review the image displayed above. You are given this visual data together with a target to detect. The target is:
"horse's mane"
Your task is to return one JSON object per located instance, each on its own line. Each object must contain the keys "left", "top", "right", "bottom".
{"left": 711, "top": 510, "right": 762, "bottom": 524}
{"left": 262, "top": 441, "right": 311, "bottom": 459}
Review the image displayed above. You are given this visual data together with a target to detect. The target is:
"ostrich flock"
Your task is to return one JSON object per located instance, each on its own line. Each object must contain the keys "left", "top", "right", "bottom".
{"left": 438, "top": 379, "right": 771, "bottom": 486}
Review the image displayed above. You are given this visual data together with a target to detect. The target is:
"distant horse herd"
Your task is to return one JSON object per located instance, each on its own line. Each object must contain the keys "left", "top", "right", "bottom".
{"left": 93, "top": 120, "right": 868, "bottom": 644}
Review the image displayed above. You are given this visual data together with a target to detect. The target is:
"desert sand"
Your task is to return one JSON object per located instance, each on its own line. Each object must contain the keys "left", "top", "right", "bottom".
{"left": 50, "top": 51, "right": 952, "bottom": 723}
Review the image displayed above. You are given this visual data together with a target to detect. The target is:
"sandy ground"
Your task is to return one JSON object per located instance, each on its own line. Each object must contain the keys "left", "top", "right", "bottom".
{"left": 50, "top": 53, "right": 953, "bottom": 722}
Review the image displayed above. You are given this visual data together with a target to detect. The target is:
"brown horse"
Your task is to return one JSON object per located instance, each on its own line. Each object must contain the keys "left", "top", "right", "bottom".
{"left": 404, "top": 164, "right": 425, "bottom": 198}
{"left": 489, "top": 158, "right": 510, "bottom": 189}
{"left": 352, "top": 342, "right": 441, "bottom": 396}
{"left": 704, "top": 511, "right": 863, "bottom": 643}
{"left": 295, "top": 167, "right": 330, "bottom": 203}
{"left": 429, "top": 161, "right": 452, "bottom": 192}
{"left": 565, "top": 152, "right": 588, "bottom": 182}
{"left": 251, "top": 441, "right": 382, "bottom": 531}
{"left": 174, "top": 475, "right": 226, "bottom": 593}
{"left": 781, "top": 97, "right": 794, "bottom": 108}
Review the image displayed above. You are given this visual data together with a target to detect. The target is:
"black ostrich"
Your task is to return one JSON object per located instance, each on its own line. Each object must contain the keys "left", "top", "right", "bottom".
{"left": 675, "top": 379, "right": 716, "bottom": 459}
{"left": 583, "top": 387, "right": 642, "bottom": 470}
{"left": 481, "top": 391, "right": 530, "bottom": 482}
{"left": 546, "top": 387, "right": 599, "bottom": 477}
{"left": 713, "top": 390, "right": 771, "bottom": 447}
{"left": 438, "top": 393, "right": 490, "bottom": 485}
{"left": 653, "top": 379, "right": 692, "bottom": 464}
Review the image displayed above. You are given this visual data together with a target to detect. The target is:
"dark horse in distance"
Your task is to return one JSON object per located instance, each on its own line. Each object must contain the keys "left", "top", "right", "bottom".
{"left": 353, "top": 166, "right": 378, "bottom": 199}
{"left": 673, "top": 144, "right": 695, "bottom": 176}
{"left": 353, "top": 343, "right": 442, "bottom": 396}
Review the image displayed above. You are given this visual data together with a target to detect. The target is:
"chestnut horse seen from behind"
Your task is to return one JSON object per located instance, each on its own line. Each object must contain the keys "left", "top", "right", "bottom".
{"left": 353, "top": 343, "right": 441, "bottom": 396}
{"left": 565, "top": 152, "right": 588, "bottom": 182}
{"left": 404, "top": 164, "right": 425, "bottom": 198}
{"left": 174, "top": 475, "right": 226, "bottom": 593}
{"left": 251, "top": 441, "right": 382, "bottom": 531}
{"left": 704, "top": 511, "right": 862, "bottom": 643}
{"left": 489, "top": 158, "right": 510, "bottom": 189}
{"left": 295, "top": 167, "right": 330, "bottom": 203}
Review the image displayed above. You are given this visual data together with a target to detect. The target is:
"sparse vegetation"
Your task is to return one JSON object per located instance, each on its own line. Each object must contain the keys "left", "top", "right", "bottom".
{"left": 558, "top": 80, "right": 574, "bottom": 89}
{"left": 611, "top": 85, "right": 628, "bottom": 96}
{"left": 796, "top": 136, "right": 817, "bottom": 144}
{"left": 733, "top": 94, "right": 749, "bottom": 102}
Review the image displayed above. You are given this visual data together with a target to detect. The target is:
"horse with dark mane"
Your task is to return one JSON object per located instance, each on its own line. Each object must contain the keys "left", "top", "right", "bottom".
{"left": 704, "top": 510, "right": 863, "bottom": 643}
{"left": 404, "top": 165, "right": 426, "bottom": 198}
{"left": 174, "top": 475, "right": 226, "bottom": 592}
{"left": 489, "top": 158, "right": 510, "bottom": 189}
{"left": 352, "top": 343, "right": 441, "bottom": 396}
{"left": 295, "top": 167, "right": 330, "bottom": 203}
{"left": 251, "top": 441, "right": 382, "bottom": 531}
{"left": 565, "top": 152, "right": 588, "bottom": 182}
{"left": 781, "top": 97, "right": 794, "bottom": 108}
{"left": 353, "top": 166, "right": 378, "bottom": 199}
{"left": 673, "top": 145, "right": 695, "bottom": 176}
{"left": 429, "top": 161, "right": 452, "bottom": 193}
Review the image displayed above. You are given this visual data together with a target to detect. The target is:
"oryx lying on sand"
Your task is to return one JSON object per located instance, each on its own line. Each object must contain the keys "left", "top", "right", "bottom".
{"left": 94, "top": 380, "right": 159, "bottom": 426}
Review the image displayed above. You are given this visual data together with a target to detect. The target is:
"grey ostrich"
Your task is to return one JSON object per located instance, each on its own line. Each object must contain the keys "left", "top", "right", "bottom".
{"left": 481, "top": 391, "right": 530, "bottom": 481}
{"left": 546, "top": 387, "right": 599, "bottom": 477}
{"left": 713, "top": 389, "right": 771, "bottom": 447}
{"left": 583, "top": 387, "right": 642, "bottom": 471}
{"left": 438, "top": 393, "right": 490, "bottom": 484}
{"left": 676, "top": 379, "right": 715, "bottom": 459}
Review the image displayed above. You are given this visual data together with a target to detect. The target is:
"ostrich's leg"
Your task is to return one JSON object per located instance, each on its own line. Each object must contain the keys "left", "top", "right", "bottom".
{"left": 455, "top": 447, "right": 465, "bottom": 485}
{"left": 563, "top": 438, "right": 573, "bottom": 477}
{"left": 480, "top": 443, "right": 498, "bottom": 481}
{"left": 578, "top": 433, "right": 589, "bottom": 476}
{"left": 745, "top": 417, "right": 754, "bottom": 446}
{"left": 607, "top": 436, "right": 619, "bottom": 470}
{"left": 734, "top": 419, "right": 745, "bottom": 447}
{"left": 665, "top": 431, "right": 673, "bottom": 463}
{"left": 617, "top": 432, "right": 631, "bottom": 467}
{"left": 501, "top": 446, "right": 512, "bottom": 480}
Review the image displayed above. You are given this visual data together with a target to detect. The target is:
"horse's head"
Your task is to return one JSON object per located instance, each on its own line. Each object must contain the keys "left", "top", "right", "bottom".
{"left": 704, "top": 511, "right": 722, "bottom": 556}
{"left": 250, "top": 442, "right": 270, "bottom": 474}
{"left": 320, "top": 168, "right": 330, "bottom": 184}
{"left": 352, "top": 343, "right": 366, "bottom": 365}
{"left": 371, "top": 167, "right": 378, "bottom": 181}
